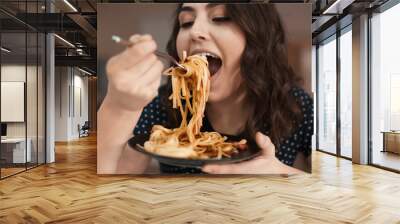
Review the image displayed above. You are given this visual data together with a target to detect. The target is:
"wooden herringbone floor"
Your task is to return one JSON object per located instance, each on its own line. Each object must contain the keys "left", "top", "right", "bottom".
{"left": 1, "top": 134, "right": 400, "bottom": 224}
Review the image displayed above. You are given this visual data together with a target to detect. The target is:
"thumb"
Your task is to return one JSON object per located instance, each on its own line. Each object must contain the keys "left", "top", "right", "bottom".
{"left": 255, "top": 132, "right": 275, "bottom": 157}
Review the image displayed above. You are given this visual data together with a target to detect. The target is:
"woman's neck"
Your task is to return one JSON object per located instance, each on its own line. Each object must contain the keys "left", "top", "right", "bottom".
{"left": 206, "top": 89, "right": 251, "bottom": 136}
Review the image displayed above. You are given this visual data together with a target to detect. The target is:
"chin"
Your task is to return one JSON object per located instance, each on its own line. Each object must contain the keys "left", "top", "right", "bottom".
{"left": 207, "top": 90, "right": 228, "bottom": 103}
{"left": 207, "top": 93, "right": 218, "bottom": 103}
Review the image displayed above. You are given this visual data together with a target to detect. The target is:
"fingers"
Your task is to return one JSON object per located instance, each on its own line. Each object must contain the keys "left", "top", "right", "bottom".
{"left": 130, "top": 34, "right": 152, "bottom": 42}
{"left": 255, "top": 132, "right": 275, "bottom": 157}
{"left": 202, "top": 158, "right": 264, "bottom": 174}
{"left": 104, "top": 34, "right": 163, "bottom": 111}
{"left": 148, "top": 74, "right": 162, "bottom": 91}
{"left": 140, "top": 59, "right": 164, "bottom": 86}
{"left": 132, "top": 57, "right": 163, "bottom": 98}
{"left": 202, "top": 164, "right": 238, "bottom": 174}
{"left": 129, "top": 34, "right": 141, "bottom": 43}
{"left": 120, "top": 53, "right": 158, "bottom": 79}
{"left": 232, "top": 139, "right": 247, "bottom": 150}
{"left": 120, "top": 39, "right": 157, "bottom": 69}
{"left": 120, "top": 53, "right": 163, "bottom": 85}
{"left": 202, "top": 133, "right": 276, "bottom": 174}
{"left": 147, "top": 78, "right": 162, "bottom": 97}
{"left": 107, "top": 34, "right": 157, "bottom": 74}
{"left": 137, "top": 61, "right": 163, "bottom": 98}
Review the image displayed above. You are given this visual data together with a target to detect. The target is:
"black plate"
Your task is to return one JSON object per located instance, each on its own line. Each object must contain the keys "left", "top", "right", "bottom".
{"left": 128, "top": 134, "right": 261, "bottom": 168}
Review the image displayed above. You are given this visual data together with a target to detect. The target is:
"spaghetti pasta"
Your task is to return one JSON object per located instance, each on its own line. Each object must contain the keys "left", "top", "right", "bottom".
{"left": 143, "top": 52, "right": 247, "bottom": 159}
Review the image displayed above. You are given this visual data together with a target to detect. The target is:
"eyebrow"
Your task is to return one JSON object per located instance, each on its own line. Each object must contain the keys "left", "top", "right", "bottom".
{"left": 178, "top": 3, "right": 222, "bottom": 14}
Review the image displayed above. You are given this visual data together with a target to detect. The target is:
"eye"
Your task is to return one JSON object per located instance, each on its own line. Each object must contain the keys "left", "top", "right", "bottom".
{"left": 180, "top": 21, "right": 194, "bottom": 29}
{"left": 212, "top": 16, "right": 231, "bottom": 23}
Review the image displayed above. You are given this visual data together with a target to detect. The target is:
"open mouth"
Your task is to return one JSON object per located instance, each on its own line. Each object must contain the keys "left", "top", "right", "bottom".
{"left": 196, "top": 52, "right": 222, "bottom": 77}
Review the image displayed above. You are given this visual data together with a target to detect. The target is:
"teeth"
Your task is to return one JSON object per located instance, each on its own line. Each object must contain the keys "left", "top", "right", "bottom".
{"left": 195, "top": 52, "right": 219, "bottom": 58}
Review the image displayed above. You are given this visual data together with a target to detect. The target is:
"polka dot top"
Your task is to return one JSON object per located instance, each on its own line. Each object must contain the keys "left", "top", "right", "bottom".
{"left": 133, "top": 87, "right": 314, "bottom": 174}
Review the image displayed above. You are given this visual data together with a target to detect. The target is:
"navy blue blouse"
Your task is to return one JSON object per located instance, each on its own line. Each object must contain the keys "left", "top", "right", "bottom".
{"left": 133, "top": 87, "right": 314, "bottom": 174}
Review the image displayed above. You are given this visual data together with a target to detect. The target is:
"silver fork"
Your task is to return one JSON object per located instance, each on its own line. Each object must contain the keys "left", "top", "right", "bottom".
{"left": 111, "top": 35, "right": 186, "bottom": 71}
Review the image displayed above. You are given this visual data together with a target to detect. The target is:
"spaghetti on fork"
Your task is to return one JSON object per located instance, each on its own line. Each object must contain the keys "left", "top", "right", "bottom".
{"left": 143, "top": 51, "right": 247, "bottom": 159}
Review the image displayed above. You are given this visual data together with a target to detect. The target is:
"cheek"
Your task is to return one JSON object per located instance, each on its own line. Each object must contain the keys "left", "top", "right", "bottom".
{"left": 215, "top": 25, "right": 246, "bottom": 72}
{"left": 176, "top": 32, "right": 189, "bottom": 60}
{"left": 226, "top": 32, "right": 246, "bottom": 64}
{"left": 219, "top": 29, "right": 246, "bottom": 92}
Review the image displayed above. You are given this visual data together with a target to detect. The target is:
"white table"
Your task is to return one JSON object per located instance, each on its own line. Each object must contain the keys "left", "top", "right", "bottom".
{"left": 1, "top": 138, "right": 31, "bottom": 163}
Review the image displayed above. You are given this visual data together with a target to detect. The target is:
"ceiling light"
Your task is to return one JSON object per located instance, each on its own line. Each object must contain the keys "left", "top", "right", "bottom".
{"left": 1, "top": 47, "right": 11, "bottom": 53}
{"left": 77, "top": 67, "right": 93, "bottom": 76}
{"left": 54, "top": 34, "right": 75, "bottom": 48}
{"left": 323, "top": 0, "right": 354, "bottom": 15}
{"left": 63, "top": 0, "right": 78, "bottom": 12}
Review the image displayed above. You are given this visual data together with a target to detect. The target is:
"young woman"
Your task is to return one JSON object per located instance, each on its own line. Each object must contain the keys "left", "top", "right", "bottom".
{"left": 98, "top": 3, "right": 313, "bottom": 174}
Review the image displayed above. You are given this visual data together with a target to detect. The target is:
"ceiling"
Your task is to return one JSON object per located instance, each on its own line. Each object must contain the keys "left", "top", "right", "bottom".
{"left": 0, "top": 0, "right": 97, "bottom": 74}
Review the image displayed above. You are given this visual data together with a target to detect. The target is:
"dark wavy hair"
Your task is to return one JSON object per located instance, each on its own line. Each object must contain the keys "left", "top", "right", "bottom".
{"left": 160, "top": 4, "right": 303, "bottom": 146}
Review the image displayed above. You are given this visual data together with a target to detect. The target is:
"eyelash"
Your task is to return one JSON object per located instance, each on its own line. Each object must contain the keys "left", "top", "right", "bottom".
{"left": 180, "top": 21, "right": 194, "bottom": 28}
{"left": 179, "top": 16, "right": 231, "bottom": 29}
{"left": 212, "top": 16, "right": 231, "bottom": 23}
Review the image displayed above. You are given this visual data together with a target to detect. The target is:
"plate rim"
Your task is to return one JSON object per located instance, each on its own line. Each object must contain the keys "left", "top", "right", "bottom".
{"left": 127, "top": 134, "right": 261, "bottom": 166}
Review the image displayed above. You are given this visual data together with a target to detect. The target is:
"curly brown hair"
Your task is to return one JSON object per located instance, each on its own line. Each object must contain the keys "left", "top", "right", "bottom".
{"left": 160, "top": 3, "right": 303, "bottom": 146}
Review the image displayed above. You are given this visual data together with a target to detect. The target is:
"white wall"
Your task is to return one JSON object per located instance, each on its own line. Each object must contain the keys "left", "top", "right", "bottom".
{"left": 311, "top": 45, "right": 316, "bottom": 150}
{"left": 54, "top": 67, "right": 89, "bottom": 141}
{"left": 55, "top": 67, "right": 69, "bottom": 141}
{"left": 1, "top": 64, "right": 45, "bottom": 164}
{"left": 1, "top": 65, "right": 36, "bottom": 138}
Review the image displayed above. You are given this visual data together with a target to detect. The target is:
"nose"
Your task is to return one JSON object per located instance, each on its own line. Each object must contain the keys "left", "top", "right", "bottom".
{"left": 189, "top": 19, "right": 209, "bottom": 42}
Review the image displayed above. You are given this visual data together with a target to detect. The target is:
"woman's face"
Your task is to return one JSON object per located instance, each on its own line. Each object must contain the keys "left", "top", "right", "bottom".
{"left": 176, "top": 3, "right": 246, "bottom": 103}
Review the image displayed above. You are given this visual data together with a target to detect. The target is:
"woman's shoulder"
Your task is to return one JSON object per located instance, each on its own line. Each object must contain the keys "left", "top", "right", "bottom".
{"left": 290, "top": 86, "right": 313, "bottom": 129}
{"left": 273, "top": 87, "right": 313, "bottom": 165}
{"left": 291, "top": 87, "right": 313, "bottom": 110}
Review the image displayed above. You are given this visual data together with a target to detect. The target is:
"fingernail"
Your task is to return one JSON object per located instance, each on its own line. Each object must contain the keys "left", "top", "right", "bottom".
{"left": 140, "top": 34, "right": 152, "bottom": 40}
{"left": 256, "top": 132, "right": 264, "bottom": 140}
{"left": 129, "top": 34, "right": 141, "bottom": 43}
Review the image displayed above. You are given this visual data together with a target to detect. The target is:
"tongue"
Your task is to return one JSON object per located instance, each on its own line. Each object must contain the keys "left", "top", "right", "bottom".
{"left": 207, "top": 56, "right": 222, "bottom": 76}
